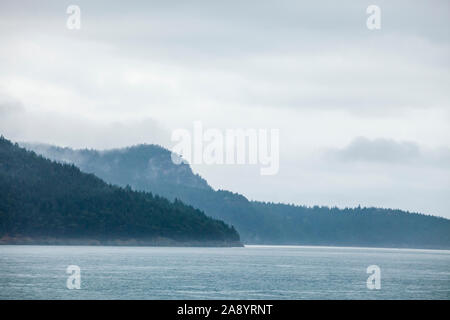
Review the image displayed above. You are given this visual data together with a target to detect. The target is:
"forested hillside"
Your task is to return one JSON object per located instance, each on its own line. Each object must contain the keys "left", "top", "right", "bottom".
{"left": 0, "top": 137, "right": 241, "bottom": 246}
{"left": 24, "top": 142, "right": 450, "bottom": 249}
{"left": 250, "top": 202, "right": 450, "bottom": 248}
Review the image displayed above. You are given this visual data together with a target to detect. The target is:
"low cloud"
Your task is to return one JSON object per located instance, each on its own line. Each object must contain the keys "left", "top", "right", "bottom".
{"left": 0, "top": 97, "right": 25, "bottom": 116}
{"left": 326, "top": 137, "right": 450, "bottom": 167}
{"left": 330, "top": 137, "right": 420, "bottom": 163}
{"left": 0, "top": 97, "right": 171, "bottom": 150}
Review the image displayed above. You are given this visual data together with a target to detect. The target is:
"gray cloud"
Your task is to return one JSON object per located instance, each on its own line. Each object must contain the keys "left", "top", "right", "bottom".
{"left": 0, "top": 98, "right": 171, "bottom": 149}
{"left": 0, "top": 96, "right": 25, "bottom": 115}
{"left": 0, "top": 1, "right": 449, "bottom": 115}
{"left": 325, "top": 137, "right": 450, "bottom": 168}
{"left": 330, "top": 137, "right": 421, "bottom": 163}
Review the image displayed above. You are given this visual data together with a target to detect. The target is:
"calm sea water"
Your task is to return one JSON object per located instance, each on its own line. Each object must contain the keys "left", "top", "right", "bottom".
{"left": 0, "top": 245, "right": 449, "bottom": 299}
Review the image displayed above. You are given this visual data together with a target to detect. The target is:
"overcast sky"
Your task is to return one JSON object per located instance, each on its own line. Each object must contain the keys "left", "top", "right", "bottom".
{"left": 1, "top": 1, "right": 449, "bottom": 218}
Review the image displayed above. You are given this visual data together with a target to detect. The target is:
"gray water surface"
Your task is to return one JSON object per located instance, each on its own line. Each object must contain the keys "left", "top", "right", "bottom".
{"left": 0, "top": 245, "right": 449, "bottom": 299}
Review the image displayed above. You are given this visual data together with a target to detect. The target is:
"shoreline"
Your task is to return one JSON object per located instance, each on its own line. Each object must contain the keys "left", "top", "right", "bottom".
{"left": 1, "top": 240, "right": 448, "bottom": 251}
{"left": 2, "top": 236, "right": 448, "bottom": 251}
{"left": 0, "top": 236, "right": 243, "bottom": 248}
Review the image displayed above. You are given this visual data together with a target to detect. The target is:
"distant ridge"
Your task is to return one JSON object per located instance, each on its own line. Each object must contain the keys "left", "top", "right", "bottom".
{"left": 23, "top": 142, "right": 450, "bottom": 249}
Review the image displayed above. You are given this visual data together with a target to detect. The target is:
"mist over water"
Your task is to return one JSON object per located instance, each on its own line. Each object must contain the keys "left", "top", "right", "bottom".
{"left": 0, "top": 245, "right": 449, "bottom": 300}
